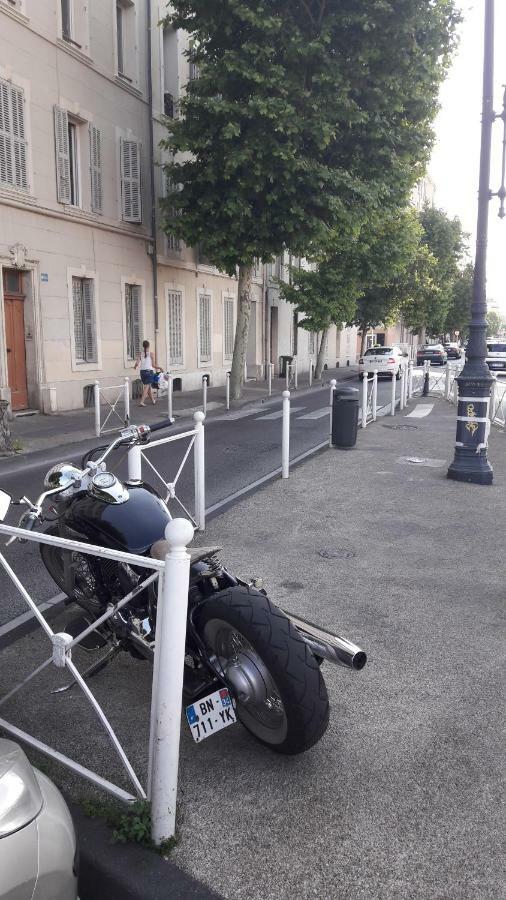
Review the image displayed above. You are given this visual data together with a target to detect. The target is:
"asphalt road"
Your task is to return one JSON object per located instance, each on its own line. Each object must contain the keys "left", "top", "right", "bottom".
{"left": 0, "top": 374, "right": 399, "bottom": 628}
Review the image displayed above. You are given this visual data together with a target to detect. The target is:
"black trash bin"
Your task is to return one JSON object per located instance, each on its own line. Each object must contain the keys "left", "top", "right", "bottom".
{"left": 331, "top": 386, "right": 359, "bottom": 448}
{"left": 280, "top": 355, "right": 294, "bottom": 378}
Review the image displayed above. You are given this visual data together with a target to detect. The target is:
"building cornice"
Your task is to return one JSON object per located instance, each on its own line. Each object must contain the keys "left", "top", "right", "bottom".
{"left": 0, "top": 193, "right": 150, "bottom": 242}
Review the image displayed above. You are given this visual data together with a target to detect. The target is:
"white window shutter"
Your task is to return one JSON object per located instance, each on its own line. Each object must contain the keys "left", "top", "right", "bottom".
{"left": 0, "top": 80, "right": 28, "bottom": 190}
{"left": 199, "top": 293, "right": 211, "bottom": 363}
{"left": 89, "top": 124, "right": 103, "bottom": 213}
{"left": 72, "top": 277, "right": 85, "bottom": 361}
{"left": 82, "top": 278, "right": 97, "bottom": 363}
{"left": 0, "top": 80, "right": 14, "bottom": 187}
{"left": 125, "top": 283, "right": 141, "bottom": 359}
{"left": 224, "top": 297, "right": 234, "bottom": 359}
{"left": 54, "top": 105, "right": 71, "bottom": 203}
{"left": 120, "top": 137, "right": 142, "bottom": 223}
{"left": 167, "top": 290, "right": 183, "bottom": 365}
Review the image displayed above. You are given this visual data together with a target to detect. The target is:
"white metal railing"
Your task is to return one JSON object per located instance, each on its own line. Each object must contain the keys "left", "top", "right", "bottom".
{"left": 0, "top": 517, "right": 195, "bottom": 845}
{"left": 360, "top": 370, "right": 378, "bottom": 428}
{"left": 127, "top": 411, "right": 206, "bottom": 531}
{"left": 94, "top": 378, "right": 130, "bottom": 438}
{"left": 490, "top": 377, "right": 506, "bottom": 428}
{"left": 286, "top": 359, "right": 298, "bottom": 390}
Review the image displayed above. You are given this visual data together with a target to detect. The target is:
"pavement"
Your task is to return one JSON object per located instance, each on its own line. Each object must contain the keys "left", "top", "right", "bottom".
{"left": 0, "top": 396, "right": 504, "bottom": 899}
{"left": 6, "top": 366, "right": 358, "bottom": 456}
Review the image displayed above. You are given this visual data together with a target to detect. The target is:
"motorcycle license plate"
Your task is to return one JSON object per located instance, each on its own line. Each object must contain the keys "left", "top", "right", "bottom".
{"left": 185, "top": 688, "right": 237, "bottom": 743}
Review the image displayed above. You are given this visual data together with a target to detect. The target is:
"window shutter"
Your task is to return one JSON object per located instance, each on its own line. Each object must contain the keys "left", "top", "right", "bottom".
{"left": 164, "top": 172, "right": 181, "bottom": 253}
{"left": 223, "top": 297, "right": 234, "bottom": 359}
{"left": 72, "top": 277, "right": 85, "bottom": 361}
{"left": 89, "top": 124, "right": 103, "bottom": 213}
{"left": 199, "top": 292, "right": 211, "bottom": 363}
{"left": 54, "top": 105, "right": 71, "bottom": 203}
{"left": 82, "top": 278, "right": 97, "bottom": 363}
{"left": 120, "top": 137, "right": 142, "bottom": 223}
{"left": 0, "top": 80, "right": 28, "bottom": 190}
{"left": 125, "top": 283, "right": 141, "bottom": 359}
{"left": 167, "top": 290, "right": 183, "bottom": 365}
{"left": 0, "top": 81, "right": 14, "bottom": 187}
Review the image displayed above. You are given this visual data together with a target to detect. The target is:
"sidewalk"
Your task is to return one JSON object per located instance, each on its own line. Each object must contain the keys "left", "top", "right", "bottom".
{"left": 7, "top": 366, "right": 358, "bottom": 456}
{"left": 0, "top": 399, "right": 503, "bottom": 899}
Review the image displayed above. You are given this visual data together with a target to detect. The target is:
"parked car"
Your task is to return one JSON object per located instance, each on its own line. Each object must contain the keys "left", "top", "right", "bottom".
{"left": 486, "top": 340, "right": 506, "bottom": 373}
{"left": 416, "top": 344, "right": 448, "bottom": 366}
{"left": 358, "top": 346, "right": 407, "bottom": 379}
{"left": 443, "top": 342, "right": 462, "bottom": 360}
{"left": 0, "top": 739, "right": 78, "bottom": 900}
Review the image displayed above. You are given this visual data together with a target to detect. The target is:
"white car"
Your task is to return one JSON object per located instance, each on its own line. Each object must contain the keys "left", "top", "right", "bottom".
{"left": 486, "top": 340, "right": 506, "bottom": 374}
{"left": 0, "top": 739, "right": 78, "bottom": 900}
{"left": 358, "top": 346, "right": 407, "bottom": 379}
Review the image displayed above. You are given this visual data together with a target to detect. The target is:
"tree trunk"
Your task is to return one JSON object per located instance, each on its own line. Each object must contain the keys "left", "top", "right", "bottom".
{"left": 359, "top": 324, "right": 368, "bottom": 358}
{"left": 0, "top": 400, "right": 13, "bottom": 455}
{"left": 314, "top": 327, "right": 329, "bottom": 381}
{"left": 230, "top": 264, "right": 253, "bottom": 401}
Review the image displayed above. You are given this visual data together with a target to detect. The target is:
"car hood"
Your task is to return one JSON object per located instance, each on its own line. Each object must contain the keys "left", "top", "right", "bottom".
{"left": 0, "top": 740, "right": 43, "bottom": 837}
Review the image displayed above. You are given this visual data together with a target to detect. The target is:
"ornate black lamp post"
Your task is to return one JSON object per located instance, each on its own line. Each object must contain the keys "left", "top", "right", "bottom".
{"left": 448, "top": 0, "right": 505, "bottom": 484}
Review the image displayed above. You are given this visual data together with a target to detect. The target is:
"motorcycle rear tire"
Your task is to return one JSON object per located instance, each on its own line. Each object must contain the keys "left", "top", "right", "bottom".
{"left": 197, "top": 585, "right": 329, "bottom": 755}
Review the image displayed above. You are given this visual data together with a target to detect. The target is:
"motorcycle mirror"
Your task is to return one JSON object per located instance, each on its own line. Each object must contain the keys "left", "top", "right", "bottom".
{"left": 0, "top": 491, "right": 12, "bottom": 521}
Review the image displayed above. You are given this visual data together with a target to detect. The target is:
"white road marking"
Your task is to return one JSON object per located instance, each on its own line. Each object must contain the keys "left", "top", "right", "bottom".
{"left": 405, "top": 404, "right": 434, "bottom": 418}
{"left": 255, "top": 407, "right": 305, "bottom": 420}
{"left": 226, "top": 406, "right": 265, "bottom": 420}
{"left": 297, "top": 407, "right": 330, "bottom": 420}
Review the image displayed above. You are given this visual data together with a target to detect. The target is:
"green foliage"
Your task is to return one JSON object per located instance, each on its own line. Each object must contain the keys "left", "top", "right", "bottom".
{"left": 486, "top": 309, "right": 505, "bottom": 337}
{"left": 445, "top": 263, "right": 473, "bottom": 337}
{"left": 81, "top": 798, "right": 177, "bottom": 856}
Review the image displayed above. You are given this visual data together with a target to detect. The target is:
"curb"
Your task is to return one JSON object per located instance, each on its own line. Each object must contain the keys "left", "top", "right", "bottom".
{"left": 70, "top": 802, "right": 224, "bottom": 900}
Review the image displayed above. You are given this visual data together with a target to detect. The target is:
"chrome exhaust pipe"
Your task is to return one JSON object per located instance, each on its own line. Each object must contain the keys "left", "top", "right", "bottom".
{"left": 283, "top": 610, "right": 367, "bottom": 671}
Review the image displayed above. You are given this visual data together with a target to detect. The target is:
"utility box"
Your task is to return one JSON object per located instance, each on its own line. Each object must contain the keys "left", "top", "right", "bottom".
{"left": 331, "top": 386, "right": 359, "bottom": 448}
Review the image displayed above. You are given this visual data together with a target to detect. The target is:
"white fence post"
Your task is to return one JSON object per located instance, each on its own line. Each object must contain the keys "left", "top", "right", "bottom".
{"left": 444, "top": 364, "right": 451, "bottom": 401}
{"left": 94, "top": 381, "right": 100, "bottom": 437}
{"left": 267, "top": 363, "right": 273, "bottom": 397}
{"left": 167, "top": 373, "right": 173, "bottom": 421}
{"left": 489, "top": 376, "right": 497, "bottom": 421}
{"left": 329, "top": 378, "right": 337, "bottom": 447}
{"left": 127, "top": 445, "right": 142, "bottom": 483}
{"left": 124, "top": 377, "right": 130, "bottom": 425}
{"left": 361, "top": 372, "right": 368, "bottom": 428}
{"left": 202, "top": 376, "right": 208, "bottom": 417}
{"left": 226, "top": 371, "right": 230, "bottom": 410}
{"left": 309, "top": 360, "right": 313, "bottom": 388}
{"left": 399, "top": 367, "right": 405, "bottom": 411}
{"left": 372, "top": 370, "right": 378, "bottom": 421}
{"left": 150, "top": 517, "right": 194, "bottom": 846}
{"left": 390, "top": 370, "right": 396, "bottom": 417}
{"left": 244, "top": 359, "right": 247, "bottom": 384}
{"left": 408, "top": 361, "right": 413, "bottom": 400}
{"left": 285, "top": 364, "right": 290, "bottom": 391}
{"left": 282, "top": 390, "right": 290, "bottom": 478}
{"left": 193, "top": 411, "right": 205, "bottom": 531}
{"left": 293, "top": 359, "right": 298, "bottom": 390}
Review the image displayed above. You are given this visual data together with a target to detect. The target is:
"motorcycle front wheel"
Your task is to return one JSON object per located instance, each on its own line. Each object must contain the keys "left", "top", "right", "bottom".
{"left": 197, "top": 585, "right": 329, "bottom": 755}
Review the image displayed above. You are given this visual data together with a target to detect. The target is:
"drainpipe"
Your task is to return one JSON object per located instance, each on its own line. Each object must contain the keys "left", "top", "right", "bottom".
{"left": 263, "top": 263, "right": 270, "bottom": 380}
{"left": 147, "top": 0, "right": 159, "bottom": 348}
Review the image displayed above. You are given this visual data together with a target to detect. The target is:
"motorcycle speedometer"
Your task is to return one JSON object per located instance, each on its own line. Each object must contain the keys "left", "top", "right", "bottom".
{"left": 92, "top": 472, "right": 116, "bottom": 490}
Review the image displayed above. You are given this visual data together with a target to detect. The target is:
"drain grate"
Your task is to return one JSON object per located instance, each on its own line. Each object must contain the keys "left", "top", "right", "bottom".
{"left": 382, "top": 423, "right": 418, "bottom": 430}
{"left": 318, "top": 548, "right": 356, "bottom": 560}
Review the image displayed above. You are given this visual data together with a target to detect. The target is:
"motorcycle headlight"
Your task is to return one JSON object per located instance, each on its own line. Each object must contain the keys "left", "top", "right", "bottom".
{"left": 43, "top": 463, "right": 82, "bottom": 490}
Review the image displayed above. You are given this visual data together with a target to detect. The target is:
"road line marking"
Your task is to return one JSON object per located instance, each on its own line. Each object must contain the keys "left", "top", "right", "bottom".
{"left": 255, "top": 407, "right": 305, "bottom": 420}
{"left": 405, "top": 404, "right": 434, "bottom": 418}
{"left": 297, "top": 407, "right": 329, "bottom": 420}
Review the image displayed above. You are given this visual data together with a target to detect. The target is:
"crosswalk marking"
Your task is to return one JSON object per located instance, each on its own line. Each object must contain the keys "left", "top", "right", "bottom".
{"left": 256, "top": 406, "right": 305, "bottom": 420}
{"left": 297, "top": 407, "right": 329, "bottom": 420}
{"left": 405, "top": 404, "right": 434, "bottom": 418}
{"left": 227, "top": 406, "right": 264, "bottom": 420}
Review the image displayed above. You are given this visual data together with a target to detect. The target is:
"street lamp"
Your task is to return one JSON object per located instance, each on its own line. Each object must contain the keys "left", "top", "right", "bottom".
{"left": 448, "top": 0, "right": 505, "bottom": 484}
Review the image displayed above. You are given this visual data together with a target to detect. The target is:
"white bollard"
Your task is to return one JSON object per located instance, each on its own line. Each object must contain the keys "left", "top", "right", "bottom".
{"left": 293, "top": 359, "right": 298, "bottom": 391}
{"left": 127, "top": 444, "right": 142, "bottom": 483}
{"left": 444, "top": 364, "right": 451, "bottom": 401}
{"left": 390, "top": 370, "right": 396, "bottom": 417}
{"left": 202, "top": 376, "right": 208, "bottom": 417}
{"left": 329, "top": 378, "right": 337, "bottom": 447}
{"left": 94, "top": 380, "right": 100, "bottom": 437}
{"left": 361, "top": 371, "right": 368, "bottom": 428}
{"left": 399, "top": 367, "right": 405, "bottom": 411}
{"left": 309, "top": 361, "right": 313, "bottom": 388}
{"left": 167, "top": 373, "right": 173, "bottom": 421}
{"left": 149, "top": 517, "right": 194, "bottom": 846}
{"left": 193, "top": 411, "right": 205, "bottom": 531}
{"left": 408, "top": 361, "right": 413, "bottom": 400}
{"left": 267, "top": 363, "right": 273, "bottom": 397}
{"left": 226, "top": 371, "right": 230, "bottom": 410}
{"left": 282, "top": 390, "right": 290, "bottom": 479}
{"left": 285, "top": 364, "right": 290, "bottom": 391}
{"left": 124, "top": 377, "right": 130, "bottom": 425}
{"left": 372, "top": 370, "right": 378, "bottom": 421}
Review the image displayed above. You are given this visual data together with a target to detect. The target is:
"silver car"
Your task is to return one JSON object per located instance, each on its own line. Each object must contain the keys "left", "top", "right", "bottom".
{"left": 0, "top": 739, "right": 78, "bottom": 900}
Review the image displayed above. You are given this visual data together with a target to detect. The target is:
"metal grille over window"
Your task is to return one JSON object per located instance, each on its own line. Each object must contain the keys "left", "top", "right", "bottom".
{"left": 73, "top": 277, "right": 97, "bottom": 364}
{"left": 167, "top": 290, "right": 183, "bottom": 365}
{"left": 0, "top": 79, "right": 28, "bottom": 191}
{"left": 120, "top": 137, "right": 142, "bottom": 223}
{"left": 89, "top": 124, "right": 103, "bottom": 213}
{"left": 165, "top": 174, "right": 181, "bottom": 253}
{"left": 125, "top": 283, "right": 141, "bottom": 360}
{"left": 223, "top": 296, "right": 234, "bottom": 360}
{"left": 54, "top": 105, "right": 71, "bottom": 203}
{"left": 199, "top": 292, "right": 211, "bottom": 363}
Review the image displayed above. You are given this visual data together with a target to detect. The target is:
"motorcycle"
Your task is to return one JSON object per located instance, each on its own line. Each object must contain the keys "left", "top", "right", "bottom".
{"left": 4, "top": 418, "right": 367, "bottom": 755}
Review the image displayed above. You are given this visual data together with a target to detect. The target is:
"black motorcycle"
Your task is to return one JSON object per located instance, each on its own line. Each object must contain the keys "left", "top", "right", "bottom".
{"left": 8, "top": 419, "right": 366, "bottom": 755}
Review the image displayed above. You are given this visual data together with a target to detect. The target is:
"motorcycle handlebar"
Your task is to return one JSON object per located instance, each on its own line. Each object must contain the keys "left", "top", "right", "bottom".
{"left": 149, "top": 418, "right": 174, "bottom": 434}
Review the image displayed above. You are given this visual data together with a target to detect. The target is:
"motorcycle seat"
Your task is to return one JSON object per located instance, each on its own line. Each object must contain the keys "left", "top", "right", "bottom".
{"left": 150, "top": 540, "right": 222, "bottom": 565}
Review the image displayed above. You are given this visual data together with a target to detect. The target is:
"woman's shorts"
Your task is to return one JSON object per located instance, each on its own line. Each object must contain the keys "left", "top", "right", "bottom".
{"left": 140, "top": 370, "right": 153, "bottom": 385}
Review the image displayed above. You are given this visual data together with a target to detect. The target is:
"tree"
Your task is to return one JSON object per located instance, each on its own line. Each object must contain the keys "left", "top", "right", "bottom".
{"left": 161, "top": 0, "right": 459, "bottom": 397}
{"left": 486, "top": 309, "right": 504, "bottom": 337}
{"left": 445, "top": 263, "right": 473, "bottom": 338}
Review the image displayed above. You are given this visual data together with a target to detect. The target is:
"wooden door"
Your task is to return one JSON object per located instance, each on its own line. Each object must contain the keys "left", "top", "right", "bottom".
{"left": 3, "top": 270, "right": 28, "bottom": 410}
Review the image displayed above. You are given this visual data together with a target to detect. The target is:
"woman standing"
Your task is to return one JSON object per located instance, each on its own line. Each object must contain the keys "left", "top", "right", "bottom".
{"left": 134, "top": 340, "right": 160, "bottom": 406}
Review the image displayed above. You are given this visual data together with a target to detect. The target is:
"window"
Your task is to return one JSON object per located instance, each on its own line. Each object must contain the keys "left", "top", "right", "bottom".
{"left": 116, "top": 0, "right": 135, "bottom": 82}
{"left": 54, "top": 106, "right": 80, "bottom": 205}
{"left": 198, "top": 291, "right": 211, "bottom": 364}
{"left": 116, "top": 2, "right": 125, "bottom": 75}
{"left": 89, "top": 124, "right": 103, "bottom": 213}
{"left": 167, "top": 290, "right": 183, "bottom": 366}
{"left": 0, "top": 79, "right": 28, "bottom": 191}
{"left": 223, "top": 296, "right": 234, "bottom": 360}
{"left": 61, "top": 0, "right": 72, "bottom": 41}
{"left": 125, "top": 283, "right": 141, "bottom": 360}
{"left": 120, "top": 137, "right": 142, "bottom": 222}
{"left": 164, "top": 174, "right": 181, "bottom": 254}
{"left": 72, "top": 277, "right": 97, "bottom": 363}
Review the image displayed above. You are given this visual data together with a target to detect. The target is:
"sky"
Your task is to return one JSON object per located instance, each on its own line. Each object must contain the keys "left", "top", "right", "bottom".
{"left": 429, "top": 1, "right": 506, "bottom": 314}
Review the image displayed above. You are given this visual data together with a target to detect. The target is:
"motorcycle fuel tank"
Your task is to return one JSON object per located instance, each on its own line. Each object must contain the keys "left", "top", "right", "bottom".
{"left": 65, "top": 484, "right": 171, "bottom": 554}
